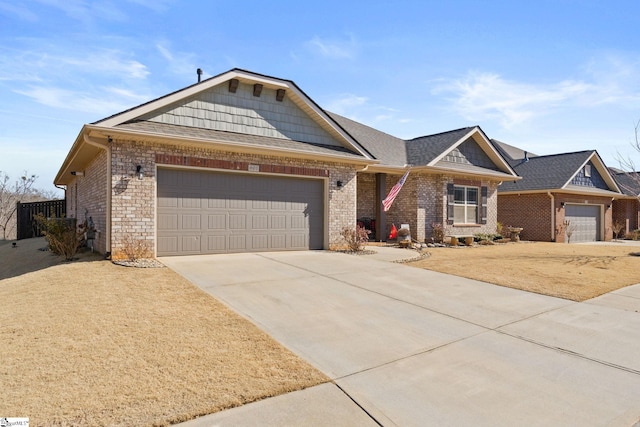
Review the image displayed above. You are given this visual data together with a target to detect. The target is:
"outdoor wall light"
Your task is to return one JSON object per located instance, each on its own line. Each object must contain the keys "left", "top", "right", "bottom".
{"left": 607, "top": 204, "right": 611, "bottom": 209}
{"left": 136, "top": 165, "right": 143, "bottom": 180}
{"left": 337, "top": 180, "right": 343, "bottom": 188}
{"left": 560, "top": 201, "right": 565, "bottom": 208}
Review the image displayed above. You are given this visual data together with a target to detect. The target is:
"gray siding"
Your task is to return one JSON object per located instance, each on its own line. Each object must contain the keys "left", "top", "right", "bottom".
{"left": 436, "top": 138, "right": 499, "bottom": 170}
{"left": 138, "top": 82, "right": 341, "bottom": 147}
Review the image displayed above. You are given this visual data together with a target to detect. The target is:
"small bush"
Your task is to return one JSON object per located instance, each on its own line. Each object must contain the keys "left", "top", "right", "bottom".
{"left": 474, "top": 233, "right": 502, "bottom": 242}
{"left": 431, "top": 222, "right": 445, "bottom": 243}
{"left": 35, "top": 214, "right": 82, "bottom": 261}
{"left": 625, "top": 229, "right": 640, "bottom": 241}
{"left": 121, "top": 234, "right": 153, "bottom": 261}
{"left": 340, "top": 225, "right": 370, "bottom": 252}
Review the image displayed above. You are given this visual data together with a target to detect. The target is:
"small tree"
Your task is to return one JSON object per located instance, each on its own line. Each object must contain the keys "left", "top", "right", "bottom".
{"left": 612, "top": 220, "right": 625, "bottom": 241}
{"left": 0, "top": 171, "right": 37, "bottom": 240}
{"left": 564, "top": 220, "right": 577, "bottom": 243}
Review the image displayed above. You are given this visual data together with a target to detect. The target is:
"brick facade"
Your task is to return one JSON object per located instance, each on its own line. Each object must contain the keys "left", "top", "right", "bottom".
{"left": 498, "top": 192, "right": 614, "bottom": 242}
{"left": 66, "top": 149, "right": 109, "bottom": 254}
{"left": 612, "top": 198, "right": 639, "bottom": 235}
{"left": 357, "top": 172, "right": 500, "bottom": 243}
{"left": 103, "top": 138, "right": 358, "bottom": 259}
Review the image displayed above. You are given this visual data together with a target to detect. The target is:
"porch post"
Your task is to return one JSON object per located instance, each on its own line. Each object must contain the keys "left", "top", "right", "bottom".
{"left": 375, "top": 173, "right": 386, "bottom": 241}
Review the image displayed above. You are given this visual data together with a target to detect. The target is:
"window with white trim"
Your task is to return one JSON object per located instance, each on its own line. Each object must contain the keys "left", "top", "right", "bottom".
{"left": 453, "top": 185, "right": 479, "bottom": 224}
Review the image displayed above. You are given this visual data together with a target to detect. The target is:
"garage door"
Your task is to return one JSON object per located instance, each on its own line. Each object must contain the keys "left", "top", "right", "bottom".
{"left": 565, "top": 204, "right": 600, "bottom": 243}
{"left": 157, "top": 168, "right": 324, "bottom": 256}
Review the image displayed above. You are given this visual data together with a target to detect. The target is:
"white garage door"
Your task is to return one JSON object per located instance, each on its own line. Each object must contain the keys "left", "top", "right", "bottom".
{"left": 565, "top": 204, "right": 601, "bottom": 243}
{"left": 157, "top": 168, "right": 324, "bottom": 256}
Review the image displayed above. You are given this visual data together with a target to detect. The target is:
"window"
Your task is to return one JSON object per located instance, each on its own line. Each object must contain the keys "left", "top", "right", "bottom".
{"left": 584, "top": 164, "right": 592, "bottom": 177}
{"left": 453, "top": 185, "right": 479, "bottom": 224}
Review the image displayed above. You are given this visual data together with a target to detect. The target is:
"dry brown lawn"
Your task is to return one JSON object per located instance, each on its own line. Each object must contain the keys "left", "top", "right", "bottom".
{"left": 409, "top": 241, "right": 640, "bottom": 301}
{"left": 0, "top": 238, "right": 328, "bottom": 427}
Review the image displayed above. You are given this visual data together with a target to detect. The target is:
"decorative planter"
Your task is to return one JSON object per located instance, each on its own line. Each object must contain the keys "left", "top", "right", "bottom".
{"left": 508, "top": 227, "right": 523, "bottom": 242}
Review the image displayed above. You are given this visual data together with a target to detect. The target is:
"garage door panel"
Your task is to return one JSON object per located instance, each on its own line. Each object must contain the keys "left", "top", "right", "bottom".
{"left": 157, "top": 168, "right": 324, "bottom": 255}
{"left": 158, "top": 214, "right": 178, "bottom": 231}
{"left": 252, "top": 215, "right": 268, "bottom": 229}
{"left": 207, "top": 235, "right": 226, "bottom": 251}
{"left": 181, "top": 235, "right": 201, "bottom": 252}
{"left": 229, "top": 235, "right": 247, "bottom": 251}
{"left": 229, "top": 214, "right": 246, "bottom": 229}
{"left": 252, "top": 234, "right": 269, "bottom": 249}
{"left": 158, "top": 236, "right": 178, "bottom": 253}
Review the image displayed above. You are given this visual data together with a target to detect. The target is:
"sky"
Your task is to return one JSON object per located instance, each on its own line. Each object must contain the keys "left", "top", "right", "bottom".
{"left": 1, "top": 0, "right": 640, "bottom": 197}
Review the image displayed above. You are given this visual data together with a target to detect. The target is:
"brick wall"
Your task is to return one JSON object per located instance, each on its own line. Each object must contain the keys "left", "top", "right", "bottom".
{"left": 498, "top": 194, "right": 553, "bottom": 241}
{"left": 356, "top": 173, "right": 376, "bottom": 220}
{"left": 612, "top": 198, "right": 639, "bottom": 235}
{"left": 108, "top": 138, "right": 358, "bottom": 258}
{"left": 498, "top": 192, "right": 614, "bottom": 242}
{"left": 67, "top": 149, "right": 109, "bottom": 253}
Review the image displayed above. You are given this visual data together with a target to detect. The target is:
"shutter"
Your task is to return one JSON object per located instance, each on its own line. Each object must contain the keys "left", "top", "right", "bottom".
{"left": 480, "top": 186, "right": 488, "bottom": 224}
{"left": 447, "top": 183, "right": 455, "bottom": 224}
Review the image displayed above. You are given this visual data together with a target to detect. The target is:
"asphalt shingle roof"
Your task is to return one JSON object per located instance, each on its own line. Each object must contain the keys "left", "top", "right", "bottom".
{"left": 498, "top": 151, "right": 594, "bottom": 192}
{"left": 327, "top": 112, "right": 408, "bottom": 166}
{"left": 406, "top": 128, "right": 476, "bottom": 166}
{"left": 611, "top": 169, "right": 640, "bottom": 196}
{"left": 116, "top": 121, "right": 365, "bottom": 159}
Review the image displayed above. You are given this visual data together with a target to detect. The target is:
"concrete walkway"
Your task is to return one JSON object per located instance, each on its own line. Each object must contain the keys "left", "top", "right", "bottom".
{"left": 165, "top": 247, "right": 640, "bottom": 426}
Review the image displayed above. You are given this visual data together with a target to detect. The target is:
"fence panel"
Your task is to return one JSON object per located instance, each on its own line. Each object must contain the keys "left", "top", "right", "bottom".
{"left": 16, "top": 200, "right": 66, "bottom": 240}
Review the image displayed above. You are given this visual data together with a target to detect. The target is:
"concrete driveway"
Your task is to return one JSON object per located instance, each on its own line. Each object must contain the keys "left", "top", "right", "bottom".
{"left": 164, "top": 249, "right": 640, "bottom": 427}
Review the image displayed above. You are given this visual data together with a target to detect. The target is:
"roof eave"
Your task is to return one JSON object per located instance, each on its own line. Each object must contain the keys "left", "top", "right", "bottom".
{"left": 86, "top": 125, "right": 377, "bottom": 166}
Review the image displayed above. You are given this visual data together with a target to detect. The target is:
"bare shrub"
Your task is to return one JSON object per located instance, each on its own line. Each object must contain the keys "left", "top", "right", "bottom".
{"left": 121, "top": 234, "right": 153, "bottom": 261}
{"left": 564, "top": 220, "right": 577, "bottom": 243}
{"left": 431, "top": 222, "right": 445, "bottom": 243}
{"left": 612, "top": 220, "right": 625, "bottom": 240}
{"left": 35, "top": 214, "right": 82, "bottom": 261}
{"left": 340, "top": 225, "right": 370, "bottom": 252}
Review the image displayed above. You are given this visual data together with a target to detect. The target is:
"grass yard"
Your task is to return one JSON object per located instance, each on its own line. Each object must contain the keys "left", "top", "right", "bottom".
{"left": 0, "top": 238, "right": 328, "bottom": 426}
{"left": 408, "top": 241, "right": 640, "bottom": 301}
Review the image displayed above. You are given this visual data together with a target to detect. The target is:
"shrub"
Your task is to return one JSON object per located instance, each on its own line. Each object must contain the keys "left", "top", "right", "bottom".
{"left": 121, "top": 234, "right": 153, "bottom": 261}
{"left": 35, "top": 214, "right": 82, "bottom": 261}
{"left": 340, "top": 225, "right": 370, "bottom": 252}
{"left": 431, "top": 222, "right": 445, "bottom": 243}
{"left": 625, "top": 229, "right": 640, "bottom": 241}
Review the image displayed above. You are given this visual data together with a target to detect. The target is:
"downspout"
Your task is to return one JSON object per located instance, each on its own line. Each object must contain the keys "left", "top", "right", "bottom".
{"left": 83, "top": 134, "right": 111, "bottom": 255}
{"left": 547, "top": 192, "right": 555, "bottom": 241}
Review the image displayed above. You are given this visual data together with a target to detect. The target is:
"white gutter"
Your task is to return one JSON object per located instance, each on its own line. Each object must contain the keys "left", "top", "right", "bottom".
{"left": 83, "top": 134, "right": 111, "bottom": 254}
{"left": 547, "top": 191, "right": 555, "bottom": 241}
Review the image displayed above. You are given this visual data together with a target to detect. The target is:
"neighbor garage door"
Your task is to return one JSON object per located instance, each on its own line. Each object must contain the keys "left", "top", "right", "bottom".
{"left": 565, "top": 204, "right": 601, "bottom": 243}
{"left": 157, "top": 168, "right": 324, "bottom": 256}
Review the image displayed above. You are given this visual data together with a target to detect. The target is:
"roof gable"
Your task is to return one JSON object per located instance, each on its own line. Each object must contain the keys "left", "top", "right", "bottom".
{"left": 95, "top": 68, "right": 372, "bottom": 158}
{"left": 499, "top": 150, "right": 621, "bottom": 194}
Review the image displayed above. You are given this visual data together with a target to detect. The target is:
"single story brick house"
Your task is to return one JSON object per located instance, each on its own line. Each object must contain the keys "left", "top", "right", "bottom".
{"left": 54, "top": 68, "right": 518, "bottom": 258}
{"left": 494, "top": 141, "right": 624, "bottom": 243}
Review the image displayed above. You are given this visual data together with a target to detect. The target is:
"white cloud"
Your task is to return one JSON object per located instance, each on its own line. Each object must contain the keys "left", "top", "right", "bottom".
{"left": 432, "top": 72, "right": 597, "bottom": 129}
{"left": 14, "top": 85, "right": 138, "bottom": 114}
{"left": 155, "top": 42, "right": 199, "bottom": 79}
{"left": 433, "top": 54, "right": 640, "bottom": 131}
{"left": 306, "top": 35, "right": 357, "bottom": 59}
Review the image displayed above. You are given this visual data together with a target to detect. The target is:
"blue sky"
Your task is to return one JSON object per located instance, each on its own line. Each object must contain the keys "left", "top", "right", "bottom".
{"left": 1, "top": 0, "right": 640, "bottom": 196}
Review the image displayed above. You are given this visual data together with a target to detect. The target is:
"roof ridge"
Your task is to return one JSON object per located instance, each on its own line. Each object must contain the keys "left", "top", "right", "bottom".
{"left": 325, "top": 111, "right": 405, "bottom": 142}
{"left": 407, "top": 126, "right": 476, "bottom": 142}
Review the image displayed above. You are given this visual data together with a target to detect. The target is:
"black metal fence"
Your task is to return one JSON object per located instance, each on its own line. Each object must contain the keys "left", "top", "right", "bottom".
{"left": 16, "top": 199, "right": 66, "bottom": 240}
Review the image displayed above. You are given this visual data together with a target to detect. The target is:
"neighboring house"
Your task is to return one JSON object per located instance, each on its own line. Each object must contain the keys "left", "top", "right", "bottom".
{"left": 494, "top": 141, "right": 623, "bottom": 243}
{"left": 54, "top": 68, "right": 518, "bottom": 259}
{"left": 609, "top": 168, "right": 640, "bottom": 235}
